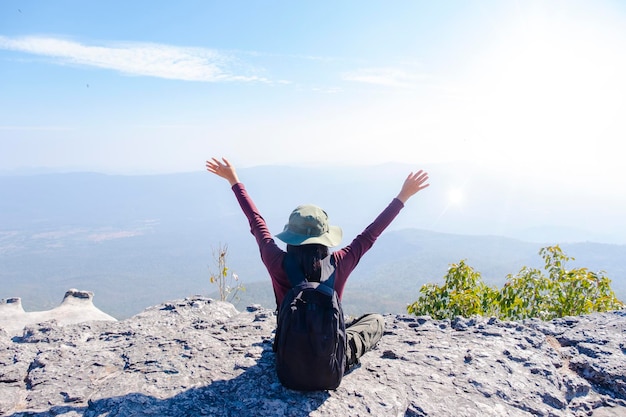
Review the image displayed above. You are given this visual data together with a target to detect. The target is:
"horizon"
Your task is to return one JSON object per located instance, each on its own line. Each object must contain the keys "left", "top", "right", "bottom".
{"left": 1, "top": 164, "right": 625, "bottom": 246}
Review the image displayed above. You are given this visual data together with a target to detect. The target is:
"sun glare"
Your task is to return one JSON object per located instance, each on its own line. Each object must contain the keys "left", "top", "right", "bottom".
{"left": 459, "top": 7, "right": 626, "bottom": 182}
{"left": 447, "top": 188, "right": 464, "bottom": 206}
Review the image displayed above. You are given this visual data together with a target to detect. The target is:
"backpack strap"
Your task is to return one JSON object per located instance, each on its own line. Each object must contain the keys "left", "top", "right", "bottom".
{"left": 318, "top": 255, "right": 336, "bottom": 290}
{"left": 283, "top": 253, "right": 307, "bottom": 288}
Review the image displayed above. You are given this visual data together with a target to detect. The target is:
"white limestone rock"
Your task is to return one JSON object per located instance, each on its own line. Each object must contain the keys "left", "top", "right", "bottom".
{"left": 0, "top": 289, "right": 117, "bottom": 337}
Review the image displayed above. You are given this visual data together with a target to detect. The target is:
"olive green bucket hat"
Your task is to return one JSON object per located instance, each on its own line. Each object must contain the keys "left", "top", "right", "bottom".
{"left": 275, "top": 204, "right": 343, "bottom": 247}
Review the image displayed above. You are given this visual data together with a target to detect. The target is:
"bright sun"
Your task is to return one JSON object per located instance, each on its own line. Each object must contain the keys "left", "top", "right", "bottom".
{"left": 447, "top": 188, "right": 464, "bottom": 206}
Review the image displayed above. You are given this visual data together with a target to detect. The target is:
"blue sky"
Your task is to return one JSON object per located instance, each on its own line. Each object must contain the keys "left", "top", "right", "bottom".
{"left": 1, "top": 0, "right": 626, "bottom": 196}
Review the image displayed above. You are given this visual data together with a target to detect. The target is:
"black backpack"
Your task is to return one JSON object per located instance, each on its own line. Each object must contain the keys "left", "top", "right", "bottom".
{"left": 273, "top": 254, "right": 347, "bottom": 391}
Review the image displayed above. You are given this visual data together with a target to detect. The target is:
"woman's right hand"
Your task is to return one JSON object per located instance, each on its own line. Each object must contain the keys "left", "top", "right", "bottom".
{"left": 206, "top": 157, "right": 240, "bottom": 186}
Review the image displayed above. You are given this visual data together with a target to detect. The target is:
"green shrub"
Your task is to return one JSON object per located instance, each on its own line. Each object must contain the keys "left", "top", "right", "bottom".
{"left": 407, "top": 260, "right": 499, "bottom": 319}
{"left": 407, "top": 245, "right": 624, "bottom": 320}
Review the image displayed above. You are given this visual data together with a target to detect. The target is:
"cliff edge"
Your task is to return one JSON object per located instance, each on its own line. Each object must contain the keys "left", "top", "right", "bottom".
{"left": 0, "top": 294, "right": 624, "bottom": 416}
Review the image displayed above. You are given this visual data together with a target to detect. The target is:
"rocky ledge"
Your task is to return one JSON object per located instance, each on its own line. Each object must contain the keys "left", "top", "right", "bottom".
{"left": 0, "top": 294, "right": 624, "bottom": 417}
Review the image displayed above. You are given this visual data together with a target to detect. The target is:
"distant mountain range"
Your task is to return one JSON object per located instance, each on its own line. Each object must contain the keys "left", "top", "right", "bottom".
{"left": 1, "top": 165, "right": 624, "bottom": 319}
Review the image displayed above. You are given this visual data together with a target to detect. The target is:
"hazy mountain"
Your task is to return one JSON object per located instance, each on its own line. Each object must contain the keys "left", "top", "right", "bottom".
{"left": 1, "top": 165, "right": 624, "bottom": 318}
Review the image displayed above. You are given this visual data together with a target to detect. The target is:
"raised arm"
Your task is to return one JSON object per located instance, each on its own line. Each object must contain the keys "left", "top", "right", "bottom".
{"left": 395, "top": 170, "right": 430, "bottom": 204}
{"left": 206, "top": 157, "right": 240, "bottom": 186}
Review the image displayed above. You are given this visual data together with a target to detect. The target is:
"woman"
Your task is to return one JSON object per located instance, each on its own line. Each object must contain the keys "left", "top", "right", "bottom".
{"left": 206, "top": 157, "right": 430, "bottom": 370}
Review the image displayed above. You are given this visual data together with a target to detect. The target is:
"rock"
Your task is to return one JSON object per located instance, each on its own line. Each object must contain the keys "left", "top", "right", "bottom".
{"left": 0, "top": 298, "right": 26, "bottom": 334}
{"left": 0, "top": 294, "right": 624, "bottom": 417}
{"left": 0, "top": 290, "right": 117, "bottom": 337}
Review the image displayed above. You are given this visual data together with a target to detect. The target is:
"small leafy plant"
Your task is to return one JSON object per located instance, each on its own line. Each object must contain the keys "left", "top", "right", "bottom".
{"left": 406, "top": 260, "right": 499, "bottom": 319}
{"left": 208, "top": 243, "right": 244, "bottom": 303}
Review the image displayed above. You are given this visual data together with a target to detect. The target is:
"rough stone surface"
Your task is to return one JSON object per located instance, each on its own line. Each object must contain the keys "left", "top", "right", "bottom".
{"left": 0, "top": 294, "right": 624, "bottom": 417}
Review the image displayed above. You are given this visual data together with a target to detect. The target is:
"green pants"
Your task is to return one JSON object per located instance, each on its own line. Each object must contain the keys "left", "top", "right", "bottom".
{"left": 345, "top": 313, "right": 385, "bottom": 369}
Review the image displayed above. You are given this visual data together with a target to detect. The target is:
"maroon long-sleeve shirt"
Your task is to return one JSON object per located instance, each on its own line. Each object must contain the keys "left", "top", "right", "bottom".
{"left": 232, "top": 182, "right": 404, "bottom": 307}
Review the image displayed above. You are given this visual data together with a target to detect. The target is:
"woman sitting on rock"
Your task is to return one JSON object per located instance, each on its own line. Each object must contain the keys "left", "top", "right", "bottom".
{"left": 206, "top": 157, "right": 429, "bottom": 389}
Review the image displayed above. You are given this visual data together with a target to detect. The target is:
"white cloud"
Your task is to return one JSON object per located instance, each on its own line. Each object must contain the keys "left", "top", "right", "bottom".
{"left": 342, "top": 67, "right": 432, "bottom": 88}
{"left": 0, "top": 35, "right": 267, "bottom": 83}
{"left": 0, "top": 125, "right": 76, "bottom": 131}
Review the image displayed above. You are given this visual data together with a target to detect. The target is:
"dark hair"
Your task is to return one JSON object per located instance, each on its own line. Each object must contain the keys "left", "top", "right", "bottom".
{"left": 286, "top": 244, "right": 329, "bottom": 282}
